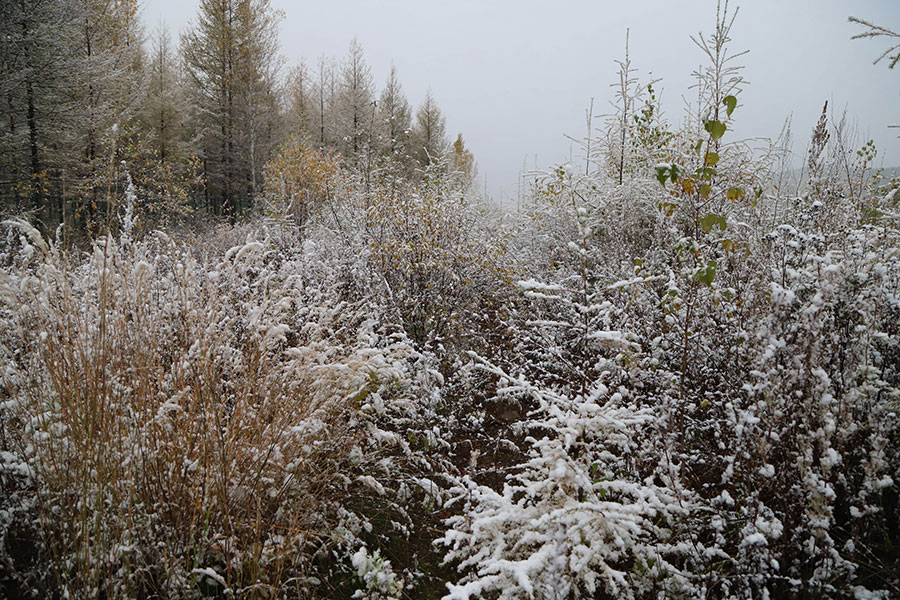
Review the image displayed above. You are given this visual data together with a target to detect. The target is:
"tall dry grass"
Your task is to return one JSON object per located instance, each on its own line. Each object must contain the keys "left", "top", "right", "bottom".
{"left": 0, "top": 221, "right": 421, "bottom": 598}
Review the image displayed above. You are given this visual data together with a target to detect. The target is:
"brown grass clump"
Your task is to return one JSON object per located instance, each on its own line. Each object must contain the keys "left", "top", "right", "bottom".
{"left": 0, "top": 221, "right": 416, "bottom": 598}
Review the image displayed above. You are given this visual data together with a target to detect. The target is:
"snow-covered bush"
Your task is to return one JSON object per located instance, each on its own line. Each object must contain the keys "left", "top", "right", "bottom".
{"left": 439, "top": 8, "right": 899, "bottom": 597}
{"left": 367, "top": 181, "right": 514, "bottom": 353}
{"left": 351, "top": 546, "right": 403, "bottom": 600}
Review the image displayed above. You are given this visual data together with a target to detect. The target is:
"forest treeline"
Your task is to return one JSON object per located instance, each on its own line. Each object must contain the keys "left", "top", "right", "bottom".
{"left": 0, "top": 0, "right": 474, "bottom": 230}
{"left": 1, "top": 3, "right": 900, "bottom": 600}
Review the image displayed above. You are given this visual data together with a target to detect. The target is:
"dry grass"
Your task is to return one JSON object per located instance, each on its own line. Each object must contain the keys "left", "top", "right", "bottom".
{"left": 0, "top": 223, "right": 415, "bottom": 598}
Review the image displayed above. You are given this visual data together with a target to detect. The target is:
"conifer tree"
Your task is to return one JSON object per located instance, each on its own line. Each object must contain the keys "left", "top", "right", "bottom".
{"left": 311, "top": 54, "right": 336, "bottom": 148}
{"left": 70, "top": 0, "right": 144, "bottom": 216}
{"left": 0, "top": 0, "right": 80, "bottom": 215}
{"left": 411, "top": 91, "right": 447, "bottom": 169}
{"left": 379, "top": 66, "right": 412, "bottom": 150}
{"left": 286, "top": 61, "right": 314, "bottom": 140}
{"left": 182, "top": 0, "right": 281, "bottom": 216}
{"left": 450, "top": 133, "right": 475, "bottom": 189}
{"left": 376, "top": 64, "right": 413, "bottom": 181}
{"left": 140, "top": 25, "right": 186, "bottom": 163}
{"left": 335, "top": 38, "right": 376, "bottom": 169}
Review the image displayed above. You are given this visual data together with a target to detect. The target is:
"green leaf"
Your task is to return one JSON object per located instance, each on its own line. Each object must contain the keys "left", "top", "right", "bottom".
{"left": 655, "top": 165, "right": 669, "bottom": 187}
{"left": 697, "top": 166, "right": 716, "bottom": 181}
{"left": 726, "top": 187, "right": 745, "bottom": 201}
{"left": 704, "top": 120, "right": 726, "bottom": 141}
{"left": 700, "top": 213, "right": 727, "bottom": 233}
{"left": 668, "top": 164, "right": 681, "bottom": 183}
{"left": 705, "top": 152, "right": 720, "bottom": 167}
{"left": 696, "top": 260, "right": 717, "bottom": 287}
{"left": 723, "top": 95, "right": 737, "bottom": 117}
{"left": 694, "top": 139, "right": 704, "bottom": 155}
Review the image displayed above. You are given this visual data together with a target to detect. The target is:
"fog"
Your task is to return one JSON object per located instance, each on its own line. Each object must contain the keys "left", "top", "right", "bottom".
{"left": 145, "top": 0, "right": 900, "bottom": 203}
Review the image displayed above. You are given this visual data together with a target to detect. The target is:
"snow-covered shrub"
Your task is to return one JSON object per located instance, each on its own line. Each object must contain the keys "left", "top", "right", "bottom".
{"left": 439, "top": 11, "right": 899, "bottom": 593}
{"left": 351, "top": 546, "right": 403, "bottom": 600}
{"left": 439, "top": 176, "right": 699, "bottom": 597}
{"left": 367, "top": 181, "right": 514, "bottom": 353}
{"left": 262, "top": 139, "right": 346, "bottom": 237}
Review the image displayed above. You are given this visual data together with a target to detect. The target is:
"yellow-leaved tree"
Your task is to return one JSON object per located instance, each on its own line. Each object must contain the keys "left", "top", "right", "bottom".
{"left": 263, "top": 139, "right": 345, "bottom": 236}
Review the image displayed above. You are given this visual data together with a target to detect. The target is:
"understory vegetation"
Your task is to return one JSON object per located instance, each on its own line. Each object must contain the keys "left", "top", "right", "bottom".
{"left": 2, "top": 3, "right": 900, "bottom": 600}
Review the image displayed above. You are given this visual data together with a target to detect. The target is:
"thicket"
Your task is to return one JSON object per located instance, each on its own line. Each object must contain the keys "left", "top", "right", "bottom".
{"left": 1, "top": 3, "right": 899, "bottom": 600}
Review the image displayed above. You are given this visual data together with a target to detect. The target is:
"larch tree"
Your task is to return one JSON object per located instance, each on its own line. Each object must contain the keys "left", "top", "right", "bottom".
{"left": 70, "top": 0, "right": 145, "bottom": 216}
{"left": 335, "top": 38, "right": 376, "bottom": 170}
{"left": 182, "top": 0, "right": 281, "bottom": 216}
{"left": 286, "top": 61, "right": 314, "bottom": 141}
{"left": 449, "top": 133, "right": 475, "bottom": 191}
{"left": 0, "top": 0, "right": 143, "bottom": 224}
{"left": 376, "top": 64, "right": 413, "bottom": 179}
{"left": 234, "top": 0, "right": 281, "bottom": 202}
{"left": 311, "top": 54, "right": 336, "bottom": 148}
{"left": 140, "top": 24, "right": 186, "bottom": 163}
{"left": 0, "top": 0, "right": 81, "bottom": 216}
{"left": 125, "top": 22, "right": 199, "bottom": 226}
{"left": 411, "top": 90, "right": 447, "bottom": 169}
{"left": 850, "top": 16, "right": 900, "bottom": 70}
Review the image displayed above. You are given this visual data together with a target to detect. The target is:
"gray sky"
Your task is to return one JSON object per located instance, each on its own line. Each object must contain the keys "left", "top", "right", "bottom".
{"left": 144, "top": 0, "right": 900, "bottom": 203}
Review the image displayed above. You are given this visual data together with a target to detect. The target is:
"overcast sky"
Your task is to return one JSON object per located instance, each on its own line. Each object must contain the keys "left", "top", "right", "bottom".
{"left": 144, "top": 0, "right": 900, "bottom": 204}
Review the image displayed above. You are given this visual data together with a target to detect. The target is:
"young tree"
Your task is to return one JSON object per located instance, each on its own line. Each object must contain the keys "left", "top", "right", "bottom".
{"left": 311, "top": 54, "right": 336, "bottom": 148}
{"left": 140, "top": 24, "right": 186, "bottom": 163}
{"left": 377, "top": 65, "right": 412, "bottom": 162}
{"left": 375, "top": 64, "right": 413, "bottom": 187}
{"left": 410, "top": 91, "right": 447, "bottom": 169}
{"left": 335, "top": 38, "right": 376, "bottom": 169}
{"left": 608, "top": 30, "right": 639, "bottom": 185}
{"left": 119, "top": 22, "right": 199, "bottom": 229}
{"left": 449, "top": 133, "right": 475, "bottom": 190}
{"left": 286, "top": 60, "right": 314, "bottom": 140}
